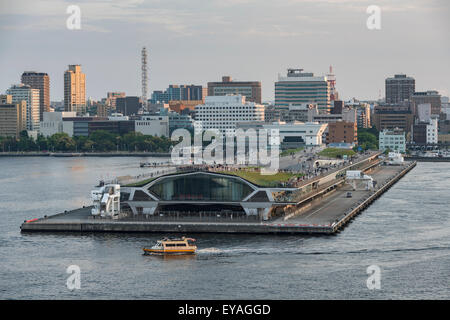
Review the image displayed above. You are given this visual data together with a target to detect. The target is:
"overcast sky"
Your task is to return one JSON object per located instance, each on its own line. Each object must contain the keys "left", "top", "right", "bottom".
{"left": 1, "top": 0, "right": 449, "bottom": 102}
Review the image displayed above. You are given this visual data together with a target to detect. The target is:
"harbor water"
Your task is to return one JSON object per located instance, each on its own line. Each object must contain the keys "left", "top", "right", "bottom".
{"left": 0, "top": 157, "right": 449, "bottom": 299}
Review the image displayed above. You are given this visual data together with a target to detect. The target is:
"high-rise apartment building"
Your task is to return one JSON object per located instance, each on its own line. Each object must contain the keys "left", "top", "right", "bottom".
{"left": 21, "top": 71, "right": 50, "bottom": 119}
{"left": 0, "top": 95, "right": 27, "bottom": 137}
{"left": 195, "top": 95, "right": 264, "bottom": 135}
{"left": 64, "top": 65, "right": 86, "bottom": 115}
{"left": 385, "top": 74, "right": 415, "bottom": 104}
{"left": 207, "top": 76, "right": 262, "bottom": 104}
{"left": 275, "top": 69, "right": 330, "bottom": 113}
{"left": 6, "top": 84, "right": 40, "bottom": 131}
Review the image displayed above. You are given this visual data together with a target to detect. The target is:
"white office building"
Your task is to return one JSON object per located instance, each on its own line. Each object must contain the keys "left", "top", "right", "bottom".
{"left": 135, "top": 115, "right": 169, "bottom": 137}
{"left": 379, "top": 129, "right": 406, "bottom": 153}
{"left": 6, "top": 84, "right": 40, "bottom": 132}
{"left": 40, "top": 111, "right": 77, "bottom": 137}
{"left": 236, "top": 121, "right": 328, "bottom": 148}
{"left": 195, "top": 95, "right": 264, "bottom": 135}
{"left": 426, "top": 117, "right": 438, "bottom": 144}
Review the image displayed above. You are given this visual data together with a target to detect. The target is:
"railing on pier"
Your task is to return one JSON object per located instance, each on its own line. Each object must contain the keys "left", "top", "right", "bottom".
{"left": 119, "top": 210, "right": 262, "bottom": 223}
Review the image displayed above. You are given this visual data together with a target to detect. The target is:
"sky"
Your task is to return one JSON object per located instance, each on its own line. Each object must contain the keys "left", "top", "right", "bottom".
{"left": 0, "top": 0, "right": 449, "bottom": 102}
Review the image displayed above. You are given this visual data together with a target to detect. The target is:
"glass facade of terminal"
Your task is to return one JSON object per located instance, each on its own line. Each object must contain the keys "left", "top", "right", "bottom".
{"left": 148, "top": 173, "right": 254, "bottom": 201}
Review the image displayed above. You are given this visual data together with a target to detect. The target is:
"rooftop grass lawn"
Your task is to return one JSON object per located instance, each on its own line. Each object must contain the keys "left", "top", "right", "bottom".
{"left": 318, "top": 148, "right": 356, "bottom": 159}
{"left": 219, "top": 170, "right": 304, "bottom": 187}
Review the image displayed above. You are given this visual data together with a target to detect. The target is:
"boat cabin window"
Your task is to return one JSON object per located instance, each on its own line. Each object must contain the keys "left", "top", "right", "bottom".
{"left": 164, "top": 243, "right": 187, "bottom": 247}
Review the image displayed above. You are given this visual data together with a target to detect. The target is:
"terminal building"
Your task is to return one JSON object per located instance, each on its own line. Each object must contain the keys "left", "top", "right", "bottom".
{"left": 119, "top": 170, "right": 299, "bottom": 220}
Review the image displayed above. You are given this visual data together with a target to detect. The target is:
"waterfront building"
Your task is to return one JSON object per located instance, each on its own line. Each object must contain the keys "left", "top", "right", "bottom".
{"left": 0, "top": 98, "right": 27, "bottom": 137}
{"left": 39, "top": 111, "right": 77, "bottom": 137}
{"left": 42, "top": 111, "right": 168, "bottom": 138}
{"left": 195, "top": 95, "right": 265, "bottom": 135}
{"left": 6, "top": 84, "right": 40, "bottom": 132}
{"left": 236, "top": 121, "right": 327, "bottom": 149}
{"left": 135, "top": 115, "right": 169, "bottom": 137}
{"left": 207, "top": 76, "right": 262, "bottom": 103}
{"left": 64, "top": 65, "right": 86, "bottom": 115}
{"left": 412, "top": 116, "right": 438, "bottom": 144}
{"left": 87, "top": 120, "right": 134, "bottom": 136}
{"left": 411, "top": 91, "right": 441, "bottom": 115}
{"left": 379, "top": 128, "right": 406, "bottom": 153}
{"left": 275, "top": 68, "right": 330, "bottom": 112}
{"left": 21, "top": 71, "right": 50, "bottom": 119}
{"left": 385, "top": 74, "right": 415, "bottom": 104}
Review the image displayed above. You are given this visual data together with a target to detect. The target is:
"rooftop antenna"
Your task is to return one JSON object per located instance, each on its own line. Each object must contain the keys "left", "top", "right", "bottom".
{"left": 141, "top": 46, "right": 148, "bottom": 111}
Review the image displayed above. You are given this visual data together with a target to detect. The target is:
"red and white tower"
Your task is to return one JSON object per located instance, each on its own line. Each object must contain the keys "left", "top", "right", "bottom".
{"left": 327, "top": 65, "right": 337, "bottom": 102}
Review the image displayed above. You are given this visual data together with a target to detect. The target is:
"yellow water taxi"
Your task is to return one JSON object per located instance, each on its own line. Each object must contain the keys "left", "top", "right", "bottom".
{"left": 143, "top": 237, "right": 197, "bottom": 255}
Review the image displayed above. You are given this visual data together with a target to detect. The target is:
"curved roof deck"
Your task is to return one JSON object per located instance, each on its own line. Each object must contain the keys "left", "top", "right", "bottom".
{"left": 123, "top": 165, "right": 303, "bottom": 189}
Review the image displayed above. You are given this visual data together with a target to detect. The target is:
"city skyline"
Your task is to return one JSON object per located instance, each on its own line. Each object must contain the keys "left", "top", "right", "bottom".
{"left": 1, "top": 0, "right": 449, "bottom": 102}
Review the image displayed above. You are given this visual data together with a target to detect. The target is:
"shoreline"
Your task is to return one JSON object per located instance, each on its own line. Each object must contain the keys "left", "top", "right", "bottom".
{"left": 404, "top": 156, "right": 450, "bottom": 162}
{"left": 0, "top": 152, "right": 171, "bottom": 157}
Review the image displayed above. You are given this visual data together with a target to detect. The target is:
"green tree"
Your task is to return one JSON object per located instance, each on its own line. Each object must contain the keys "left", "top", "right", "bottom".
{"left": 357, "top": 128, "right": 379, "bottom": 150}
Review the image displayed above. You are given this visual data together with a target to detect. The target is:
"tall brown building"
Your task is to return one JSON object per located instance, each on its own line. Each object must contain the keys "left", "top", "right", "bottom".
{"left": 207, "top": 76, "right": 262, "bottom": 103}
{"left": 64, "top": 65, "right": 86, "bottom": 115}
{"left": 0, "top": 95, "right": 27, "bottom": 137}
{"left": 385, "top": 74, "right": 415, "bottom": 104}
{"left": 21, "top": 71, "right": 50, "bottom": 119}
{"left": 372, "top": 103, "right": 414, "bottom": 134}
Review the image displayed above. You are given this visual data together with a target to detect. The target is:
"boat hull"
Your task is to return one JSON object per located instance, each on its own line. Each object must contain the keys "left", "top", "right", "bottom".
{"left": 142, "top": 248, "right": 196, "bottom": 255}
